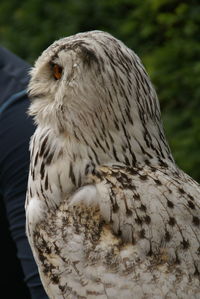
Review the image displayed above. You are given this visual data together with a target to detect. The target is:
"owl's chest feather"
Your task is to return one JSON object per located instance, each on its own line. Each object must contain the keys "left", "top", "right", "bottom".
{"left": 26, "top": 128, "right": 96, "bottom": 229}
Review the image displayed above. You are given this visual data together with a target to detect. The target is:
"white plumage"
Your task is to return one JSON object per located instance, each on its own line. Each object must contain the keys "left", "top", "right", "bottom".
{"left": 26, "top": 31, "right": 200, "bottom": 298}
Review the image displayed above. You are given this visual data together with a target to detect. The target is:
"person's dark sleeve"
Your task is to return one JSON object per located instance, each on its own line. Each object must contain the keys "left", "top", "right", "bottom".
{"left": 0, "top": 46, "right": 48, "bottom": 299}
{"left": 0, "top": 96, "right": 48, "bottom": 299}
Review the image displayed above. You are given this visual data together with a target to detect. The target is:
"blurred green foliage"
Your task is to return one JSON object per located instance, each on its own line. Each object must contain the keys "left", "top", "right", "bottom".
{"left": 0, "top": 0, "right": 199, "bottom": 181}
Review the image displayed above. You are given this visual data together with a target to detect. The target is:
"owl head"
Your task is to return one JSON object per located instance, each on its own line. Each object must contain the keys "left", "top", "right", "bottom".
{"left": 29, "top": 31, "right": 160, "bottom": 128}
{"left": 28, "top": 31, "right": 172, "bottom": 167}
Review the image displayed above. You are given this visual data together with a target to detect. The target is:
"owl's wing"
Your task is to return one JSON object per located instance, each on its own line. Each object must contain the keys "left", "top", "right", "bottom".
{"left": 34, "top": 165, "right": 200, "bottom": 298}
{"left": 70, "top": 164, "right": 200, "bottom": 273}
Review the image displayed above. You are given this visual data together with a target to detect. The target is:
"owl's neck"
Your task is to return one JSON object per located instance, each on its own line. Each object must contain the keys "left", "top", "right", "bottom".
{"left": 29, "top": 122, "right": 177, "bottom": 210}
{"left": 61, "top": 117, "right": 176, "bottom": 173}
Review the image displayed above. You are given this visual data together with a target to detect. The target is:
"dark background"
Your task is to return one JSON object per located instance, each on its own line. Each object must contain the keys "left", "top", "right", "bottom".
{"left": 0, "top": 0, "right": 199, "bottom": 298}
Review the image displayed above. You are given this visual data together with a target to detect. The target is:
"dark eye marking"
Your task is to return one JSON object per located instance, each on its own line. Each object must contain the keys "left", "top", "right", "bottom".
{"left": 79, "top": 45, "right": 99, "bottom": 67}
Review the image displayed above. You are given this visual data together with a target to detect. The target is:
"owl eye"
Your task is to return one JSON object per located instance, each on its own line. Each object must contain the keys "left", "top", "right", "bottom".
{"left": 52, "top": 64, "right": 63, "bottom": 80}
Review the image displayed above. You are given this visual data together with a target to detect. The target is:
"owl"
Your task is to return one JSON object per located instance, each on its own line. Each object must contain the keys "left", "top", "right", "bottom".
{"left": 26, "top": 31, "right": 200, "bottom": 299}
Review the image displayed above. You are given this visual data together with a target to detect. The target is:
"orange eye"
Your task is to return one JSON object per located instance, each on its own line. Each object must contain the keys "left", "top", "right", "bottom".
{"left": 53, "top": 64, "right": 63, "bottom": 80}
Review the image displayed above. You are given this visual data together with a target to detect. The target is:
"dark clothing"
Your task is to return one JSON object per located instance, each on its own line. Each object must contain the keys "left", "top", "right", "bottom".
{"left": 0, "top": 47, "right": 48, "bottom": 299}
{"left": 0, "top": 46, "right": 30, "bottom": 107}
